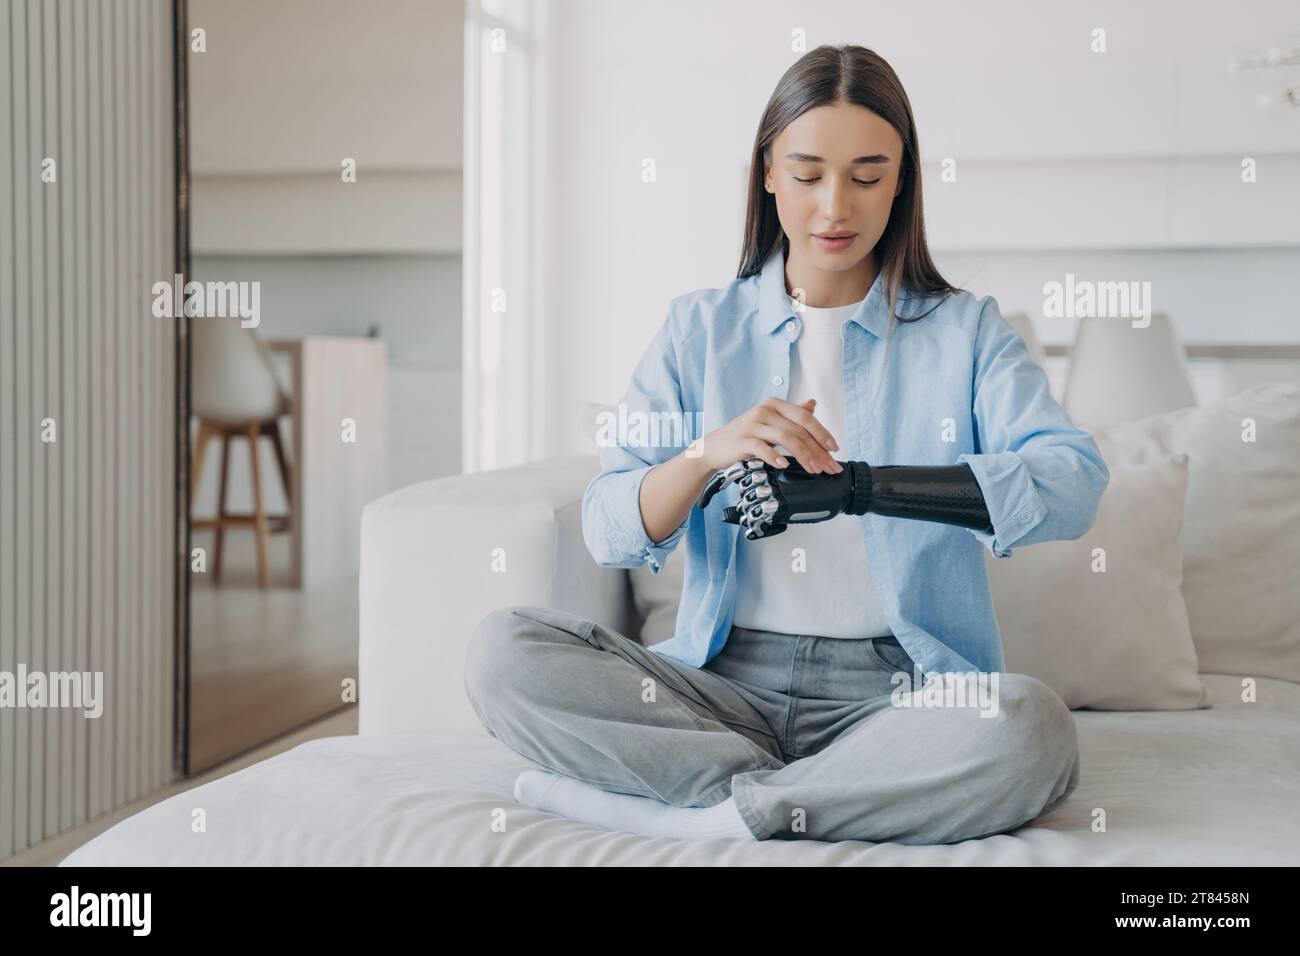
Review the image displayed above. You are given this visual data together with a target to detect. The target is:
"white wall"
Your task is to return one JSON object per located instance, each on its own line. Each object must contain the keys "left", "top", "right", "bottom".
{"left": 188, "top": 0, "right": 461, "bottom": 174}
{"left": 0, "top": 0, "right": 176, "bottom": 862}
{"left": 191, "top": 253, "right": 461, "bottom": 365}
{"left": 190, "top": 171, "right": 462, "bottom": 256}
{"left": 536, "top": 0, "right": 1300, "bottom": 458}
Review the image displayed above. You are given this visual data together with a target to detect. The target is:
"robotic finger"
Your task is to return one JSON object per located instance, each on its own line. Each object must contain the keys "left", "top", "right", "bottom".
{"left": 696, "top": 457, "right": 768, "bottom": 511}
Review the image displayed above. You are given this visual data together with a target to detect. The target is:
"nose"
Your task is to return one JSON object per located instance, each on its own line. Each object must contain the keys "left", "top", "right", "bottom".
{"left": 818, "top": 175, "right": 853, "bottom": 222}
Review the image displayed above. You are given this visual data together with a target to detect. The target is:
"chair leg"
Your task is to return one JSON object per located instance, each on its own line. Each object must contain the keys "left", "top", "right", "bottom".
{"left": 213, "top": 432, "right": 231, "bottom": 585}
{"left": 247, "top": 423, "right": 270, "bottom": 589}
{"left": 266, "top": 419, "right": 292, "bottom": 525}
{"left": 190, "top": 420, "right": 212, "bottom": 503}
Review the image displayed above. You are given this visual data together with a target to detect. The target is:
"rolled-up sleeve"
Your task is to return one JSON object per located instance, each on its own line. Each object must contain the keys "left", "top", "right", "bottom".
{"left": 581, "top": 307, "right": 694, "bottom": 573}
{"left": 956, "top": 298, "right": 1110, "bottom": 558}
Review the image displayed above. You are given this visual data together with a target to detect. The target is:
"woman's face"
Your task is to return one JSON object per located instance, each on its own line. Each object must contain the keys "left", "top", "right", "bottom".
{"left": 764, "top": 101, "right": 905, "bottom": 275}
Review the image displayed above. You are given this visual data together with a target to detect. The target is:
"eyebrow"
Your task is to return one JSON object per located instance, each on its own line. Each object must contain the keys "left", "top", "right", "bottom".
{"left": 784, "top": 152, "right": 891, "bottom": 165}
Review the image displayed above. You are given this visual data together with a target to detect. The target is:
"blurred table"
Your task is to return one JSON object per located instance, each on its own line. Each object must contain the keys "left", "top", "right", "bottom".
{"left": 267, "top": 336, "right": 388, "bottom": 589}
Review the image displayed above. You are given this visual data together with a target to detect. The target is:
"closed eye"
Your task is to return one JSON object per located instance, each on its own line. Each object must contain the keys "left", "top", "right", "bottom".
{"left": 794, "top": 176, "right": 880, "bottom": 186}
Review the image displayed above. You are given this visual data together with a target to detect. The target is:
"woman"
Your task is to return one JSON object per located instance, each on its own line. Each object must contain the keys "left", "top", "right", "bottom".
{"left": 465, "top": 44, "right": 1109, "bottom": 844}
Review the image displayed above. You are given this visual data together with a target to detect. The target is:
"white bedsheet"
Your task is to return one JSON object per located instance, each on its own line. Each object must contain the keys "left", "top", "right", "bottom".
{"left": 60, "top": 674, "right": 1300, "bottom": 866}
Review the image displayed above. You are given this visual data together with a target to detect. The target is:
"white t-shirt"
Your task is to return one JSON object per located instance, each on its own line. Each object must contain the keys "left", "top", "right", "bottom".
{"left": 731, "top": 294, "right": 894, "bottom": 639}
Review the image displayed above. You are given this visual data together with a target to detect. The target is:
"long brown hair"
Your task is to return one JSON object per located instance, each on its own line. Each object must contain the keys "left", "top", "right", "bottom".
{"left": 737, "top": 44, "right": 961, "bottom": 328}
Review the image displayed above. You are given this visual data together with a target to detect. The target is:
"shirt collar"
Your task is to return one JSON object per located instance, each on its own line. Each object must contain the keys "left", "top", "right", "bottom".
{"left": 758, "top": 239, "right": 901, "bottom": 340}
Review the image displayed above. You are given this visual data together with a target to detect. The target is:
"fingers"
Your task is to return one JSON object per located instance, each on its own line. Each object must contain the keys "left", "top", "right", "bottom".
{"left": 712, "top": 457, "right": 779, "bottom": 538}
{"left": 751, "top": 422, "right": 838, "bottom": 475}
{"left": 753, "top": 408, "right": 842, "bottom": 474}
{"left": 764, "top": 397, "right": 840, "bottom": 454}
{"left": 740, "top": 440, "right": 787, "bottom": 471}
{"left": 739, "top": 495, "right": 779, "bottom": 538}
{"left": 738, "top": 474, "right": 774, "bottom": 508}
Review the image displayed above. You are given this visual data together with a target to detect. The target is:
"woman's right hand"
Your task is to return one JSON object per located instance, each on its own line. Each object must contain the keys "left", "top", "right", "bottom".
{"left": 694, "top": 397, "right": 843, "bottom": 475}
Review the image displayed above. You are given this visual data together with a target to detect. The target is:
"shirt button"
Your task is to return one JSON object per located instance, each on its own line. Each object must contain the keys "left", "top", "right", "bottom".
{"left": 783, "top": 320, "right": 798, "bottom": 339}
{"left": 772, "top": 375, "right": 784, "bottom": 387}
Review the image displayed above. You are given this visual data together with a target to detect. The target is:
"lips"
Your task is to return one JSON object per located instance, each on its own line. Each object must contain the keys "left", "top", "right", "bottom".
{"left": 813, "top": 231, "right": 857, "bottom": 251}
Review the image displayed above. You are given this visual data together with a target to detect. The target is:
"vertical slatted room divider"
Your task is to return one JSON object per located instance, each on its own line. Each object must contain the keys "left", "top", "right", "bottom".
{"left": 0, "top": 0, "right": 180, "bottom": 861}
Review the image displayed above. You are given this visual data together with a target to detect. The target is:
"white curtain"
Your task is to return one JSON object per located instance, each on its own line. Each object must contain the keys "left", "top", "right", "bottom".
{"left": 463, "top": 0, "right": 544, "bottom": 472}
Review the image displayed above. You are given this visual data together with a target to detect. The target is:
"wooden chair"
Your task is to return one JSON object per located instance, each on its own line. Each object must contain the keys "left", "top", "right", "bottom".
{"left": 190, "top": 321, "right": 293, "bottom": 588}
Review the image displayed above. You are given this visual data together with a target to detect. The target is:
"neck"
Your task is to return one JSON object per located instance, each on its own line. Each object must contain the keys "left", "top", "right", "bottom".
{"left": 783, "top": 246, "right": 879, "bottom": 308}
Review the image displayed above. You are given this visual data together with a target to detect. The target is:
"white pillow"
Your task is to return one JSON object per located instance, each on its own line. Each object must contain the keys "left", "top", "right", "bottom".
{"left": 1090, "top": 383, "right": 1300, "bottom": 684}
{"left": 990, "top": 454, "right": 1206, "bottom": 710}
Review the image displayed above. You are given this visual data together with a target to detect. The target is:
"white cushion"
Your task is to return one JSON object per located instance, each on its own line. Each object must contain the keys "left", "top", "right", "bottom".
{"left": 1090, "top": 382, "right": 1300, "bottom": 683}
{"left": 991, "top": 454, "right": 1206, "bottom": 710}
{"left": 630, "top": 557, "right": 685, "bottom": 645}
{"left": 359, "top": 455, "right": 630, "bottom": 736}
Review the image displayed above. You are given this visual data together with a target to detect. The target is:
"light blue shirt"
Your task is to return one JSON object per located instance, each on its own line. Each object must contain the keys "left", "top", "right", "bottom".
{"left": 581, "top": 241, "right": 1110, "bottom": 676}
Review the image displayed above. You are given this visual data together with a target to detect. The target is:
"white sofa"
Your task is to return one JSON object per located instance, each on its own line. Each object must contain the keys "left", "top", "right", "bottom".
{"left": 356, "top": 455, "right": 638, "bottom": 738}
{"left": 62, "top": 388, "right": 1300, "bottom": 865}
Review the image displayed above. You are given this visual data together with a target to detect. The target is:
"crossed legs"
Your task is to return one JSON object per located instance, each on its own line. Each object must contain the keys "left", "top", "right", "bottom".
{"left": 464, "top": 605, "right": 1080, "bottom": 844}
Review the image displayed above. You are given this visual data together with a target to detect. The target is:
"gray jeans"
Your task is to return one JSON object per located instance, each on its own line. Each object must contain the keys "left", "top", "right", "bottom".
{"left": 464, "top": 605, "right": 1080, "bottom": 844}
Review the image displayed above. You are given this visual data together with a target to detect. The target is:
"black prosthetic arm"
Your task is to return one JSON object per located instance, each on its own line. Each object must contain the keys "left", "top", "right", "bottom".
{"left": 848, "top": 462, "right": 994, "bottom": 532}
{"left": 696, "top": 457, "right": 994, "bottom": 540}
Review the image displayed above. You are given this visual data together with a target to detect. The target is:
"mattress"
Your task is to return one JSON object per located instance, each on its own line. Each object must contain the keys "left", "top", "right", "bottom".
{"left": 59, "top": 674, "right": 1300, "bottom": 866}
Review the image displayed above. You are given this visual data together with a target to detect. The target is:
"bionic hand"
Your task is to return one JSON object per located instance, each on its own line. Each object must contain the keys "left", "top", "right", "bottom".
{"left": 696, "top": 457, "right": 994, "bottom": 540}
